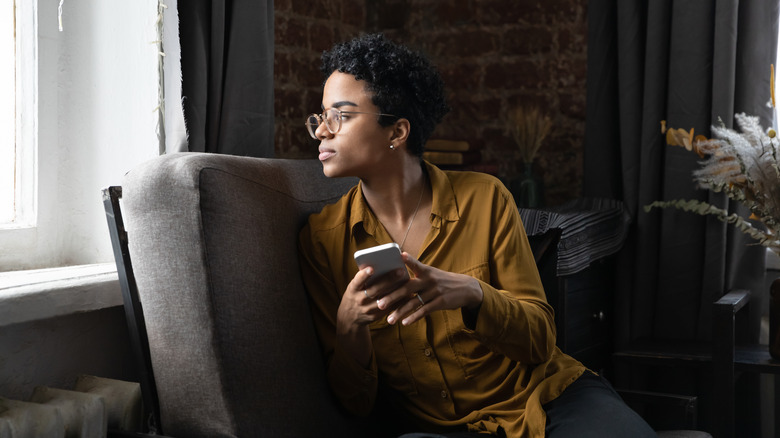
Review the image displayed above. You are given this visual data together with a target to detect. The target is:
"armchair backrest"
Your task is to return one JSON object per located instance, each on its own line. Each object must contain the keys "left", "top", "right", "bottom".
{"left": 121, "top": 153, "right": 361, "bottom": 437}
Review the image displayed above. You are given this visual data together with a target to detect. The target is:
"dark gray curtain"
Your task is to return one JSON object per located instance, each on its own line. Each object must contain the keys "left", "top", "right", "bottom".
{"left": 179, "top": 0, "right": 274, "bottom": 157}
{"left": 585, "top": 0, "right": 778, "bottom": 346}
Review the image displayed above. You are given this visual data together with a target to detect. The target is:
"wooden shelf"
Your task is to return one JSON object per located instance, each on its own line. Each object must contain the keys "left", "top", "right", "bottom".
{"left": 613, "top": 340, "right": 711, "bottom": 367}
{"left": 735, "top": 345, "right": 780, "bottom": 374}
{"left": 613, "top": 341, "right": 780, "bottom": 375}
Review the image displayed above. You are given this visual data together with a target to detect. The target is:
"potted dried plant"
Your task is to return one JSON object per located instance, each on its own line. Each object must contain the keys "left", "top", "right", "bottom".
{"left": 647, "top": 67, "right": 780, "bottom": 357}
{"left": 506, "top": 105, "right": 551, "bottom": 208}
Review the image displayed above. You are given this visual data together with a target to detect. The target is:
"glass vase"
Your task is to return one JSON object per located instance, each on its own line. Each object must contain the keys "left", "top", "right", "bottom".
{"left": 510, "top": 162, "right": 543, "bottom": 209}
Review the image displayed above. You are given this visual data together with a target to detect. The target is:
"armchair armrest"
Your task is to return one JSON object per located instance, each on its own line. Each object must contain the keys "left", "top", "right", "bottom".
{"left": 712, "top": 289, "right": 750, "bottom": 438}
{"left": 616, "top": 389, "right": 699, "bottom": 430}
{"left": 713, "top": 290, "right": 751, "bottom": 376}
{"left": 713, "top": 290, "right": 750, "bottom": 314}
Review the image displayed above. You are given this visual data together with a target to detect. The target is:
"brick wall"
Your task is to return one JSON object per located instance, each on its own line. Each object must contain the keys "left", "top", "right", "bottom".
{"left": 274, "top": 0, "right": 366, "bottom": 159}
{"left": 275, "top": 0, "right": 587, "bottom": 206}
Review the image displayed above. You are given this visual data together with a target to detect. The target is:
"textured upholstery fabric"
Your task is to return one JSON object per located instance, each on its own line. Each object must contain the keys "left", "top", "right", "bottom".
{"left": 122, "top": 153, "right": 361, "bottom": 437}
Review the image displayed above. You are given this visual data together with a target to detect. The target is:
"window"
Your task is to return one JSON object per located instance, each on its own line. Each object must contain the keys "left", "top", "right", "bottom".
{"left": 0, "top": 0, "right": 14, "bottom": 223}
{"left": 0, "top": 0, "right": 161, "bottom": 273}
{"left": 0, "top": 0, "right": 36, "bottom": 229}
{"left": 776, "top": 27, "right": 780, "bottom": 127}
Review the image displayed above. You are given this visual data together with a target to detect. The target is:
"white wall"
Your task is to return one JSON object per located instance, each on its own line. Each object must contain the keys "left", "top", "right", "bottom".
{"left": 0, "top": 0, "right": 161, "bottom": 271}
{"left": 0, "top": 0, "right": 162, "bottom": 403}
{"left": 0, "top": 307, "right": 136, "bottom": 400}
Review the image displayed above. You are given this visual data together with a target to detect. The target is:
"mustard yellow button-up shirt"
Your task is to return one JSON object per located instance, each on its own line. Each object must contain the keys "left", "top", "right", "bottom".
{"left": 298, "top": 162, "right": 586, "bottom": 438}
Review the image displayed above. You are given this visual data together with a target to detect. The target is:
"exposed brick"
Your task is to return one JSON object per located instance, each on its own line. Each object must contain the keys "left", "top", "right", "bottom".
{"left": 274, "top": 123, "right": 289, "bottom": 156}
{"left": 559, "top": 92, "right": 585, "bottom": 120}
{"left": 480, "top": 0, "right": 583, "bottom": 26}
{"left": 503, "top": 26, "right": 555, "bottom": 56}
{"left": 485, "top": 59, "right": 547, "bottom": 90}
{"left": 289, "top": 54, "right": 324, "bottom": 88}
{"left": 438, "top": 62, "right": 481, "bottom": 91}
{"left": 477, "top": 0, "right": 537, "bottom": 26}
{"left": 274, "top": 52, "right": 291, "bottom": 78}
{"left": 370, "top": 1, "right": 410, "bottom": 30}
{"left": 301, "top": 137, "right": 321, "bottom": 157}
{"left": 408, "top": 36, "right": 448, "bottom": 61}
{"left": 276, "top": 16, "right": 308, "bottom": 47}
{"left": 291, "top": 0, "right": 329, "bottom": 17}
{"left": 273, "top": 0, "right": 587, "bottom": 204}
{"left": 323, "top": 3, "right": 348, "bottom": 22}
{"left": 437, "top": 114, "right": 481, "bottom": 141}
{"left": 559, "top": 26, "right": 586, "bottom": 54}
{"left": 275, "top": 0, "right": 292, "bottom": 13}
{"left": 506, "top": 93, "right": 556, "bottom": 116}
{"left": 303, "top": 89, "right": 323, "bottom": 114}
{"left": 433, "top": 1, "right": 477, "bottom": 26}
{"left": 309, "top": 22, "right": 338, "bottom": 53}
{"left": 342, "top": 0, "right": 366, "bottom": 27}
{"left": 536, "top": 0, "right": 579, "bottom": 18}
{"left": 274, "top": 87, "right": 303, "bottom": 118}
{"left": 469, "top": 97, "right": 504, "bottom": 124}
{"left": 554, "top": 56, "right": 586, "bottom": 89}
{"left": 481, "top": 127, "right": 516, "bottom": 153}
{"left": 433, "top": 29, "right": 498, "bottom": 57}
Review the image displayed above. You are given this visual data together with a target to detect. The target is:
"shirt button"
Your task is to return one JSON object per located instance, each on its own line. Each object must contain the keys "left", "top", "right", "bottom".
{"left": 440, "top": 390, "right": 448, "bottom": 398}
{"left": 424, "top": 348, "right": 432, "bottom": 357}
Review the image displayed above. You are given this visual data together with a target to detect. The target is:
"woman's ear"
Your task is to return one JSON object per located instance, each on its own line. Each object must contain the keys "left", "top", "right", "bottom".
{"left": 390, "top": 118, "right": 411, "bottom": 144}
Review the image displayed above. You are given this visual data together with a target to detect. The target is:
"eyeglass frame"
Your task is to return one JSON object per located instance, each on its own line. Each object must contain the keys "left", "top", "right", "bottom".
{"left": 305, "top": 108, "right": 399, "bottom": 139}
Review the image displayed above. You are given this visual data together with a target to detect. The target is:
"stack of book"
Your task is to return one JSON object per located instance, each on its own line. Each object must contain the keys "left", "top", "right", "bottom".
{"left": 423, "top": 139, "right": 497, "bottom": 175}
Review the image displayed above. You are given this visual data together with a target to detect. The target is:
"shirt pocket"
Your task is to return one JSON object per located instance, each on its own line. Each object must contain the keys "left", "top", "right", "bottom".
{"left": 369, "top": 318, "right": 418, "bottom": 396}
{"left": 445, "top": 262, "right": 499, "bottom": 380}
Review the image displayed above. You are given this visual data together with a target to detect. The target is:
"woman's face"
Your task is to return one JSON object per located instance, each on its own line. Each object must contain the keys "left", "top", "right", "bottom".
{"left": 315, "top": 71, "right": 395, "bottom": 178}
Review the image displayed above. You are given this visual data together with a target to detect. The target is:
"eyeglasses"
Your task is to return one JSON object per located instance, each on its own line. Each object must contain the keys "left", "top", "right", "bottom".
{"left": 305, "top": 108, "right": 398, "bottom": 139}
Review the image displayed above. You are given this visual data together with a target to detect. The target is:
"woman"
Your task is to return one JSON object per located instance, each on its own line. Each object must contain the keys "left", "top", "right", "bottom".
{"left": 298, "top": 33, "right": 654, "bottom": 438}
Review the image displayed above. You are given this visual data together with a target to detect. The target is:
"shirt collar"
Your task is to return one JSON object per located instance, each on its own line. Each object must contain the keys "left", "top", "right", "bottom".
{"left": 349, "top": 180, "right": 379, "bottom": 238}
{"left": 348, "top": 160, "right": 461, "bottom": 238}
{"left": 424, "top": 160, "right": 460, "bottom": 223}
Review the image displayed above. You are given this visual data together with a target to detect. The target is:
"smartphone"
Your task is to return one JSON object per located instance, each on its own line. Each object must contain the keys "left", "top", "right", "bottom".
{"left": 354, "top": 243, "right": 410, "bottom": 285}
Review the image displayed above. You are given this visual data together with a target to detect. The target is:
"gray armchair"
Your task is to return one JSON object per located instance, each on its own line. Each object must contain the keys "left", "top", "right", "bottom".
{"left": 105, "top": 153, "right": 362, "bottom": 437}
{"left": 105, "top": 153, "right": 710, "bottom": 437}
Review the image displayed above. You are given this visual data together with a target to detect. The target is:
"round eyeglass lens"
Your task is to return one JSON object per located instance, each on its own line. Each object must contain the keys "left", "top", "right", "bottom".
{"left": 324, "top": 109, "right": 341, "bottom": 134}
{"left": 306, "top": 114, "right": 321, "bottom": 139}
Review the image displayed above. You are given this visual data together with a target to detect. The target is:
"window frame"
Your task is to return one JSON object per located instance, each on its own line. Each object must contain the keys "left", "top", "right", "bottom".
{"left": 2, "top": 0, "right": 38, "bottom": 231}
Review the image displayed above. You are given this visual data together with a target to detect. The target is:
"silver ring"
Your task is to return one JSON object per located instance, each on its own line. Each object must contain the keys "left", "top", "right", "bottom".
{"left": 416, "top": 294, "right": 425, "bottom": 305}
{"left": 364, "top": 289, "right": 371, "bottom": 299}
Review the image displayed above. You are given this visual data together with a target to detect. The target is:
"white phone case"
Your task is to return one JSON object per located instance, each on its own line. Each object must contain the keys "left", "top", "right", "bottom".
{"left": 354, "top": 242, "right": 409, "bottom": 279}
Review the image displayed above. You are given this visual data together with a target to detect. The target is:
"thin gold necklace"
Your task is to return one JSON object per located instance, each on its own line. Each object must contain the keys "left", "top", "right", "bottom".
{"left": 399, "top": 175, "right": 425, "bottom": 252}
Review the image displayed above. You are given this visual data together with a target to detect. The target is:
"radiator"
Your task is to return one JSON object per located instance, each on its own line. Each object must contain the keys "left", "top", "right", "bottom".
{"left": 0, "top": 375, "right": 142, "bottom": 438}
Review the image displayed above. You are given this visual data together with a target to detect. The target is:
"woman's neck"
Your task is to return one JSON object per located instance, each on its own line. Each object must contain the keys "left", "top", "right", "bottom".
{"left": 361, "top": 158, "right": 424, "bottom": 218}
{"left": 361, "top": 158, "right": 431, "bottom": 253}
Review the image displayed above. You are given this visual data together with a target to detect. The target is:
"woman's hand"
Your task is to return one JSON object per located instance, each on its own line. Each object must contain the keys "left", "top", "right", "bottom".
{"left": 337, "top": 266, "right": 409, "bottom": 328}
{"left": 335, "top": 266, "right": 409, "bottom": 367}
{"left": 379, "top": 253, "right": 484, "bottom": 326}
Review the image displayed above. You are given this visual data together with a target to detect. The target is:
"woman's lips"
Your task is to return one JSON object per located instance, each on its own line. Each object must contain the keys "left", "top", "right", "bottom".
{"left": 318, "top": 147, "right": 335, "bottom": 161}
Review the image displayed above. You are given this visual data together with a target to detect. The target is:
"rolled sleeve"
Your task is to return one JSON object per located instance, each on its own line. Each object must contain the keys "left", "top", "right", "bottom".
{"left": 466, "top": 281, "right": 557, "bottom": 364}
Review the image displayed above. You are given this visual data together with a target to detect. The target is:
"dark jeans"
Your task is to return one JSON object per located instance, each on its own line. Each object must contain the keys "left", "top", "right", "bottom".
{"left": 397, "top": 373, "right": 655, "bottom": 438}
{"left": 544, "top": 372, "right": 656, "bottom": 437}
{"left": 397, "top": 433, "right": 487, "bottom": 438}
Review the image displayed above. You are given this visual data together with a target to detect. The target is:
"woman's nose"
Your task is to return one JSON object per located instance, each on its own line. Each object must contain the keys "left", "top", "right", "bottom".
{"left": 315, "top": 120, "right": 333, "bottom": 140}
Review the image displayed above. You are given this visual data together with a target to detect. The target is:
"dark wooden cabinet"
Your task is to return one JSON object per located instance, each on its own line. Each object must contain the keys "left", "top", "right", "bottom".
{"left": 521, "top": 199, "right": 626, "bottom": 374}
{"left": 536, "top": 244, "right": 615, "bottom": 373}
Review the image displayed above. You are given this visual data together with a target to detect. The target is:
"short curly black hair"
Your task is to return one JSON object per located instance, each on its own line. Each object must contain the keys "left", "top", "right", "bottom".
{"left": 321, "top": 33, "right": 449, "bottom": 157}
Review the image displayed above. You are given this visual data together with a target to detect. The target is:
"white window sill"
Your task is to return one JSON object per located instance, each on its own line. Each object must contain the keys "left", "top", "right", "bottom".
{"left": 0, "top": 263, "right": 123, "bottom": 327}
